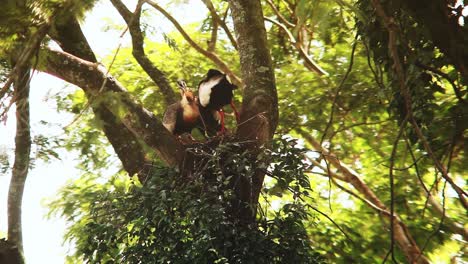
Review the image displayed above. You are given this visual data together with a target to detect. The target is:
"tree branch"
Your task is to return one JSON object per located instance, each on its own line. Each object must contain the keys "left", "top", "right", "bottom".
{"left": 370, "top": 0, "right": 468, "bottom": 210}
{"left": 110, "top": 0, "right": 177, "bottom": 105}
{"left": 297, "top": 129, "right": 431, "bottom": 264}
{"left": 36, "top": 48, "right": 184, "bottom": 167}
{"left": 49, "top": 16, "right": 150, "bottom": 179}
{"left": 145, "top": 0, "right": 242, "bottom": 87}
{"left": 201, "top": 0, "right": 238, "bottom": 50}
{"left": 0, "top": 23, "right": 50, "bottom": 102}
{"left": 265, "top": 0, "right": 295, "bottom": 28}
{"left": 207, "top": 9, "right": 218, "bottom": 52}
{"left": 7, "top": 64, "right": 31, "bottom": 256}
{"left": 228, "top": 0, "right": 278, "bottom": 222}
{"left": 265, "top": 17, "right": 327, "bottom": 76}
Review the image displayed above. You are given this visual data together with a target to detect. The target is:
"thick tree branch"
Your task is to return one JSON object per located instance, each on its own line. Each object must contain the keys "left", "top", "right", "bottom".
{"left": 145, "top": 0, "right": 242, "bottom": 87}
{"left": 110, "top": 0, "right": 177, "bottom": 105}
{"left": 7, "top": 65, "right": 31, "bottom": 256}
{"left": 49, "top": 16, "right": 150, "bottom": 178}
{"left": 298, "top": 129, "right": 431, "bottom": 264}
{"left": 36, "top": 48, "right": 184, "bottom": 167}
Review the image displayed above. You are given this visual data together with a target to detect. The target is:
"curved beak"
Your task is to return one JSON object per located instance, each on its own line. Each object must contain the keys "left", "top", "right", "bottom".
{"left": 177, "top": 80, "right": 187, "bottom": 92}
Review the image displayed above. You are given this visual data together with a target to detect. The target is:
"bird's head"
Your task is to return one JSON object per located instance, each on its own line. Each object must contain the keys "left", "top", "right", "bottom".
{"left": 178, "top": 80, "right": 196, "bottom": 104}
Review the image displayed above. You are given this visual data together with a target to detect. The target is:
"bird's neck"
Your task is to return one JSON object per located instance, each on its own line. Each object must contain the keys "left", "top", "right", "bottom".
{"left": 181, "top": 98, "right": 199, "bottom": 122}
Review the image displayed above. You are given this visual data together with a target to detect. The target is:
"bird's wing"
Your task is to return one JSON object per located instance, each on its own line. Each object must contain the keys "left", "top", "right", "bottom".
{"left": 198, "top": 76, "right": 222, "bottom": 107}
{"left": 162, "top": 103, "right": 179, "bottom": 133}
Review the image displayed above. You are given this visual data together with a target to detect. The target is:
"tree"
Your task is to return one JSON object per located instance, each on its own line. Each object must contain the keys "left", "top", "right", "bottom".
{"left": 1, "top": 0, "right": 466, "bottom": 263}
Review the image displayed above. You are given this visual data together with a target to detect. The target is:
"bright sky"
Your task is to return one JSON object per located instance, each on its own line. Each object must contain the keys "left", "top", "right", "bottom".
{"left": 0, "top": 0, "right": 205, "bottom": 262}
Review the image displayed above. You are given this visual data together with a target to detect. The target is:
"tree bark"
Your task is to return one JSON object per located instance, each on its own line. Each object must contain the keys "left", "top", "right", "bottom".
{"left": 0, "top": 239, "right": 24, "bottom": 264}
{"left": 36, "top": 48, "right": 184, "bottom": 167}
{"left": 229, "top": 0, "right": 278, "bottom": 221}
{"left": 49, "top": 17, "right": 151, "bottom": 179}
{"left": 7, "top": 64, "right": 31, "bottom": 257}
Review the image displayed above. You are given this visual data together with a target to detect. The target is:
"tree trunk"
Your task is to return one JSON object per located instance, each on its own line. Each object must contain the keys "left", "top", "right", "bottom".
{"left": 228, "top": 0, "right": 278, "bottom": 222}
{"left": 7, "top": 64, "right": 31, "bottom": 258}
{"left": 0, "top": 239, "right": 24, "bottom": 264}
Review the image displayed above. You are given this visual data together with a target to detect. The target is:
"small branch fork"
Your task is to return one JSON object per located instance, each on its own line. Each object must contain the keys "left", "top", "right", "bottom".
{"left": 144, "top": 0, "right": 242, "bottom": 87}
{"left": 263, "top": 0, "right": 328, "bottom": 76}
{"left": 201, "top": 0, "right": 238, "bottom": 50}
{"left": 110, "top": 0, "right": 177, "bottom": 105}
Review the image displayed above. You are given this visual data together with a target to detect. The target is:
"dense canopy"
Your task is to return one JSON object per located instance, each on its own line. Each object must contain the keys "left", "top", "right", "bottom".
{"left": 0, "top": 0, "right": 466, "bottom": 263}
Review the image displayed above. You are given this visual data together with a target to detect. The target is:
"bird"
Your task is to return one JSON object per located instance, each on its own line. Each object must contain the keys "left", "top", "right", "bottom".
{"left": 162, "top": 80, "right": 200, "bottom": 136}
{"left": 197, "top": 69, "right": 240, "bottom": 135}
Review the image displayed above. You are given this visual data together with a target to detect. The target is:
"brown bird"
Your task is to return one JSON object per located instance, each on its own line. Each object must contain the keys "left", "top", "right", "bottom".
{"left": 163, "top": 80, "right": 200, "bottom": 136}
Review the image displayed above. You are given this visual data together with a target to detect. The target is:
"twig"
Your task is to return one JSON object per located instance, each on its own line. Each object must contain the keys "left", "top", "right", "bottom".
{"left": 370, "top": 0, "right": 467, "bottom": 211}
{"left": 415, "top": 61, "right": 466, "bottom": 104}
{"left": 145, "top": 0, "right": 242, "bottom": 87}
{"left": 201, "top": 0, "right": 238, "bottom": 50}
{"left": 308, "top": 203, "right": 354, "bottom": 243}
{"left": 362, "top": 40, "right": 388, "bottom": 96}
{"left": 264, "top": 17, "right": 327, "bottom": 75}
{"left": 417, "top": 181, "right": 447, "bottom": 262}
{"left": 387, "top": 116, "right": 408, "bottom": 263}
{"left": 329, "top": 119, "right": 390, "bottom": 140}
{"left": 236, "top": 111, "right": 267, "bottom": 128}
{"left": 265, "top": 0, "right": 295, "bottom": 28}
{"left": 320, "top": 33, "right": 358, "bottom": 145}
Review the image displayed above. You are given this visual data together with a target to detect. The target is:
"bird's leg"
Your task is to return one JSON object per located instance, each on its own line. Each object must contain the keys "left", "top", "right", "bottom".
{"left": 230, "top": 101, "right": 240, "bottom": 124}
{"left": 218, "top": 109, "right": 226, "bottom": 134}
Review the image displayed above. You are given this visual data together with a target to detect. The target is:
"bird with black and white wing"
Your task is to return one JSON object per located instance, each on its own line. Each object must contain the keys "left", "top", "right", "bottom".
{"left": 197, "top": 69, "right": 240, "bottom": 135}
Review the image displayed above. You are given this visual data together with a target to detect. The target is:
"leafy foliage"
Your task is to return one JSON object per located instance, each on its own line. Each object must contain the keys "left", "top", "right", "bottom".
{"left": 356, "top": 0, "right": 467, "bottom": 173}
{"left": 49, "top": 138, "right": 324, "bottom": 263}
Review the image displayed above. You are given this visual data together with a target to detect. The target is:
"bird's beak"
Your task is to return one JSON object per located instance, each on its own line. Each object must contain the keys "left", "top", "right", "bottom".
{"left": 177, "top": 80, "right": 187, "bottom": 92}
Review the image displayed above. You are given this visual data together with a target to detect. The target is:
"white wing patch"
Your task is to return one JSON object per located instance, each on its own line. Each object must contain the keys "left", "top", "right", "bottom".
{"left": 199, "top": 76, "right": 222, "bottom": 107}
